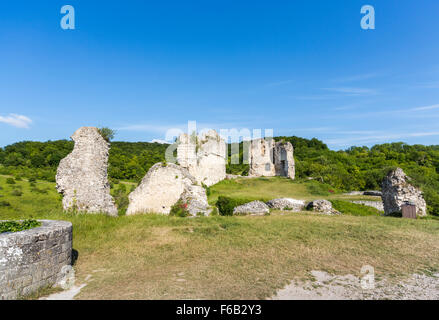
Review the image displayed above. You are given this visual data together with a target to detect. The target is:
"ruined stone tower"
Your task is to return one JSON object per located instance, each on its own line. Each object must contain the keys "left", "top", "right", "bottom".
{"left": 56, "top": 127, "right": 118, "bottom": 216}
{"left": 248, "top": 138, "right": 295, "bottom": 180}
{"left": 177, "top": 129, "right": 227, "bottom": 187}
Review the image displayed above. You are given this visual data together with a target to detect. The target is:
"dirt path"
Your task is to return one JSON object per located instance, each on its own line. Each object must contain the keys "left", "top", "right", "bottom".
{"left": 271, "top": 270, "right": 439, "bottom": 300}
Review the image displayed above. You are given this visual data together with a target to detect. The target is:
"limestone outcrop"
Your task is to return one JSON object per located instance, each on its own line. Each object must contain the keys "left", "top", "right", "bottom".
{"left": 248, "top": 138, "right": 295, "bottom": 179}
{"left": 126, "top": 163, "right": 210, "bottom": 216}
{"left": 266, "top": 198, "right": 306, "bottom": 211}
{"left": 306, "top": 200, "right": 340, "bottom": 215}
{"left": 56, "top": 127, "right": 118, "bottom": 216}
{"left": 381, "top": 168, "right": 427, "bottom": 217}
{"left": 233, "top": 200, "right": 270, "bottom": 216}
{"left": 177, "top": 130, "right": 226, "bottom": 187}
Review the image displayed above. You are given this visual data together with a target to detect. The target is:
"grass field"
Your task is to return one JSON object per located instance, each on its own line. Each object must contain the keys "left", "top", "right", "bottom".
{"left": 1, "top": 175, "right": 439, "bottom": 299}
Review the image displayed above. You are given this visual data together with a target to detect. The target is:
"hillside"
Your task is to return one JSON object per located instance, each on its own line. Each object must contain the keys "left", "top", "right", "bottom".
{"left": 0, "top": 137, "right": 438, "bottom": 215}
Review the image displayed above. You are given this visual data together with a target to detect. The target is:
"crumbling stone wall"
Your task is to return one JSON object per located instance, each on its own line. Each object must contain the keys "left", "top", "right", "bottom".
{"left": 177, "top": 130, "right": 226, "bottom": 187}
{"left": 0, "top": 220, "right": 72, "bottom": 300}
{"left": 274, "top": 141, "right": 295, "bottom": 179}
{"left": 56, "top": 127, "right": 118, "bottom": 216}
{"left": 381, "top": 168, "right": 427, "bottom": 217}
{"left": 249, "top": 139, "right": 295, "bottom": 179}
{"left": 126, "top": 163, "right": 210, "bottom": 216}
{"left": 248, "top": 138, "right": 276, "bottom": 177}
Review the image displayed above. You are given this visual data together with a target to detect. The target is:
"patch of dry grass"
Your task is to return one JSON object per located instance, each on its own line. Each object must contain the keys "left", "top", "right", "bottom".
{"left": 70, "top": 214, "right": 439, "bottom": 300}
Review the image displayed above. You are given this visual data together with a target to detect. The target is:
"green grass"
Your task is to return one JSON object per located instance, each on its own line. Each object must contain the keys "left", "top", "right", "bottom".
{"left": 208, "top": 177, "right": 377, "bottom": 204}
{"left": 0, "top": 219, "right": 41, "bottom": 233}
{"left": 331, "top": 200, "right": 382, "bottom": 216}
{"left": 1, "top": 175, "right": 438, "bottom": 299}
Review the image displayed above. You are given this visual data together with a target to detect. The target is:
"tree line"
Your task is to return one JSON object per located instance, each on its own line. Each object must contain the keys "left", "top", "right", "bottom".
{"left": 0, "top": 136, "right": 438, "bottom": 215}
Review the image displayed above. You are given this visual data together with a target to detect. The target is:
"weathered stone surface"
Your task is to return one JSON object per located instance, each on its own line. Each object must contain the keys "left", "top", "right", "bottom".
{"left": 248, "top": 138, "right": 295, "bottom": 179}
{"left": 350, "top": 200, "right": 384, "bottom": 212}
{"left": 180, "top": 185, "right": 210, "bottom": 216}
{"left": 56, "top": 127, "right": 117, "bottom": 216}
{"left": 0, "top": 220, "right": 72, "bottom": 300}
{"left": 266, "top": 198, "right": 306, "bottom": 211}
{"left": 274, "top": 141, "right": 295, "bottom": 179}
{"left": 177, "top": 130, "right": 227, "bottom": 187}
{"left": 306, "top": 200, "right": 340, "bottom": 215}
{"left": 248, "top": 138, "right": 276, "bottom": 177}
{"left": 126, "top": 163, "right": 209, "bottom": 216}
{"left": 233, "top": 201, "right": 270, "bottom": 216}
{"left": 381, "top": 168, "right": 427, "bottom": 217}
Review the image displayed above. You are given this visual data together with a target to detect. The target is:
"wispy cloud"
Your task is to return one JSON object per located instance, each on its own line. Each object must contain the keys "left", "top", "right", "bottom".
{"left": 0, "top": 114, "right": 32, "bottom": 128}
{"left": 326, "top": 131, "right": 439, "bottom": 147}
{"left": 410, "top": 104, "right": 439, "bottom": 111}
{"left": 326, "top": 102, "right": 439, "bottom": 120}
{"left": 323, "top": 87, "right": 378, "bottom": 95}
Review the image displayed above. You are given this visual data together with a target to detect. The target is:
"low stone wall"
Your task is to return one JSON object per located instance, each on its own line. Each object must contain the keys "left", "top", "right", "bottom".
{"left": 0, "top": 220, "right": 72, "bottom": 300}
{"left": 350, "top": 200, "right": 384, "bottom": 212}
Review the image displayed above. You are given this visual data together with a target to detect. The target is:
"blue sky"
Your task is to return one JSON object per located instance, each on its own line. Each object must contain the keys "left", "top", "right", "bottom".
{"left": 0, "top": 0, "right": 438, "bottom": 149}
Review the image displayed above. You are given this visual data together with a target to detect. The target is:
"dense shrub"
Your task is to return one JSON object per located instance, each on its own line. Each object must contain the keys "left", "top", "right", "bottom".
{"left": 0, "top": 219, "right": 40, "bottom": 233}
{"left": 216, "top": 196, "right": 255, "bottom": 216}
{"left": 169, "top": 200, "right": 190, "bottom": 217}
{"left": 6, "top": 178, "right": 15, "bottom": 184}
{"left": 98, "top": 127, "right": 116, "bottom": 142}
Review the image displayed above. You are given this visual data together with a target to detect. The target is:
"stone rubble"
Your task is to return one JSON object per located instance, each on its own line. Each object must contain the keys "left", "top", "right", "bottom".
{"left": 266, "top": 198, "right": 306, "bottom": 211}
{"left": 272, "top": 270, "right": 439, "bottom": 300}
{"left": 233, "top": 201, "right": 270, "bottom": 216}
{"left": 306, "top": 200, "right": 341, "bottom": 215}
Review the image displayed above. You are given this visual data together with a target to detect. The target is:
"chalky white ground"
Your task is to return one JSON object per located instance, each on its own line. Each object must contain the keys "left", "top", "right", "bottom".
{"left": 271, "top": 270, "right": 439, "bottom": 300}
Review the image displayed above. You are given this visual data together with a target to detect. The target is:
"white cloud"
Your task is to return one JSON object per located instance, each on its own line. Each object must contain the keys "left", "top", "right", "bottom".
{"left": 410, "top": 104, "right": 439, "bottom": 111}
{"left": 0, "top": 114, "right": 32, "bottom": 128}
